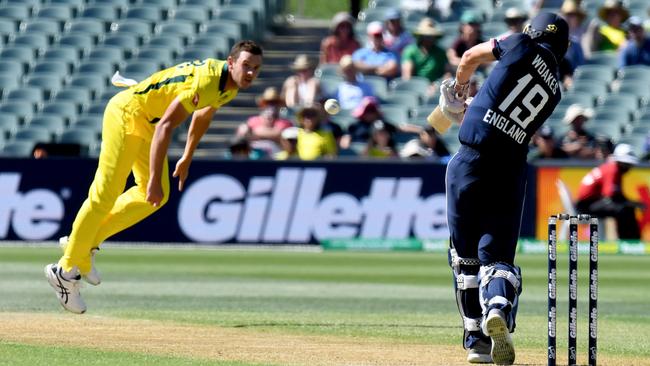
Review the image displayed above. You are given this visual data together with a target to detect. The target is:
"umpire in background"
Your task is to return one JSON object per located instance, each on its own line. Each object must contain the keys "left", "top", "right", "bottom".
{"left": 439, "top": 13, "right": 569, "bottom": 364}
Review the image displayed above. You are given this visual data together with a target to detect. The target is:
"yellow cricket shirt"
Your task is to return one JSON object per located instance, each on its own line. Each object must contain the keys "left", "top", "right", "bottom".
{"left": 296, "top": 128, "right": 337, "bottom": 160}
{"left": 117, "top": 58, "right": 237, "bottom": 140}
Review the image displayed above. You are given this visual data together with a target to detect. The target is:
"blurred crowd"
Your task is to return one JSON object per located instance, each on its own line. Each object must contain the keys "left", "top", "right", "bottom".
{"left": 224, "top": 0, "right": 650, "bottom": 164}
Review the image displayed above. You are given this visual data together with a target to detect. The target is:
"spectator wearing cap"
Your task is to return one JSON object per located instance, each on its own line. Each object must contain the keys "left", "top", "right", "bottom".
{"left": 560, "top": 104, "right": 596, "bottom": 159}
{"left": 351, "top": 21, "right": 400, "bottom": 79}
{"left": 382, "top": 8, "right": 414, "bottom": 57}
{"left": 499, "top": 8, "right": 528, "bottom": 38}
{"left": 282, "top": 54, "right": 321, "bottom": 109}
{"left": 576, "top": 143, "right": 644, "bottom": 239}
{"left": 320, "top": 12, "right": 361, "bottom": 64}
{"left": 342, "top": 96, "right": 398, "bottom": 148}
{"left": 334, "top": 55, "right": 375, "bottom": 111}
{"left": 362, "top": 120, "right": 398, "bottom": 158}
{"left": 583, "top": 0, "right": 629, "bottom": 57}
{"left": 447, "top": 11, "right": 484, "bottom": 69}
{"left": 400, "top": 125, "right": 450, "bottom": 160}
{"left": 237, "top": 87, "right": 294, "bottom": 156}
{"left": 530, "top": 125, "right": 568, "bottom": 160}
{"left": 559, "top": 0, "right": 587, "bottom": 87}
{"left": 295, "top": 103, "right": 337, "bottom": 160}
{"left": 274, "top": 127, "right": 300, "bottom": 160}
{"left": 401, "top": 18, "right": 449, "bottom": 83}
{"left": 227, "top": 137, "right": 260, "bottom": 160}
{"left": 618, "top": 16, "right": 650, "bottom": 68}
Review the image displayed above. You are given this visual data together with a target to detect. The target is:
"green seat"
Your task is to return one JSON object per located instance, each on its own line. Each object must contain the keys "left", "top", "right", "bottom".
{"left": 111, "top": 20, "right": 153, "bottom": 45}
{"left": 77, "top": 60, "right": 115, "bottom": 80}
{"left": 0, "top": 101, "right": 35, "bottom": 124}
{"left": 0, "top": 113, "right": 20, "bottom": 138}
{"left": 380, "top": 105, "right": 409, "bottom": 125}
{"left": 1, "top": 140, "right": 35, "bottom": 157}
{"left": 215, "top": 7, "right": 255, "bottom": 39}
{"left": 87, "top": 46, "right": 124, "bottom": 66}
{"left": 103, "top": 34, "right": 140, "bottom": 55}
{"left": 69, "top": 76, "right": 107, "bottom": 100}
{"left": 569, "top": 81, "right": 608, "bottom": 98}
{"left": 29, "top": 114, "right": 66, "bottom": 136}
{"left": 191, "top": 35, "right": 230, "bottom": 58}
{"left": 82, "top": 5, "right": 120, "bottom": 31}
{"left": 363, "top": 75, "right": 388, "bottom": 101}
{"left": 58, "top": 33, "right": 95, "bottom": 53}
{"left": 147, "top": 35, "right": 184, "bottom": 56}
{"left": 617, "top": 65, "right": 650, "bottom": 82}
{"left": 390, "top": 77, "right": 430, "bottom": 96}
{"left": 0, "top": 60, "right": 22, "bottom": 75}
{"left": 588, "top": 120, "right": 622, "bottom": 142}
{"left": 382, "top": 91, "right": 421, "bottom": 109}
{"left": 49, "top": 0, "right": 85, "bottom": 10}
{"left": 74, "top": 115, "right": 103, "bottom": 134}
{"left": 25, "top": 74, "right": 63, "bottom": 99}
{"left": 36, "top": 4, "right": 75, "bottom": 26}
{"left": 584, "top": 51, "right": 618, "bottom": 67}
{"left": 126, "top": 5, "right": 166, "bottom": 23}
{"left": 14, "top": 126, "right": 53, "bottom": 143}
{"left": 135, "top": 47, "right": 175, "bottom": 69}
{"left": 598, "top": 93, "right": 639, "bottom": 114}
{"left": 41, "top": 101, "right": 80, "bottom": 124}
{"left": 0, "top": 6, "right": 30, "bottom": 22}
{"left": 54, "top": 88, "right": 93, "bottom": 111}
{"left": 0, "top": 46, "right": 36, "bottom": 69}
{"left": 19, "top": 19, "right": 61, "bottom": 36}
{"left": 559, "top": 92, "right": 594, "bottom": 108}
{"left": 156, "top": 21, "right": 196, "bottom": 45}
{"left": 33, "top": 60, "right": 70, "bottom": 75}
{"left": 180, "top": 47, "right": 216, "bottom": 62}
{"left": 65, "top": 20, "right": 105, "bottom": 42}
{"left": 42, "top": 46, "right": 80, "bottom": 69}
{"left": 315, "top": 63, "right": 339, "bottom": 79}
{"left": 124, "top": 61, "right": 160, "bottom": 76}
{"left": 0, "top": 75, "right": 20, "bottom": 97}
{"left": 142, "top": 0, "right": 177, "bottom": 7}
{"left": 574, "top": 64, "right": 617, "bottom": 84}
{"left": 59, "top": 127, "right": 98, "bottom": 151}
{"left": 6, "top": 87, "right": 45, "bottom": 108}
{"left": 172, "top": 6, "right": 210, "bottom": 25}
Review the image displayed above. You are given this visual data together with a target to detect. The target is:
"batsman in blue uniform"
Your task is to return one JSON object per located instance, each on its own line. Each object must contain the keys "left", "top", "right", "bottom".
{"left": 438, "top": 13, "right": 569, "bottom": 364}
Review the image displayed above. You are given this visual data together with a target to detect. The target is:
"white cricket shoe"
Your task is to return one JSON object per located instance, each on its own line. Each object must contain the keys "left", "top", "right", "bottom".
{"left": 44, "top": 263, "right": 86, "bottom": 314}
{"left": 483, "top": 309, "right": 515, "bottom": 365}
{"left": 467, "top": 338, "right": 492, "bottom": 363}
{"left": 59, "top": 236, "right": 101, "bottom": 285}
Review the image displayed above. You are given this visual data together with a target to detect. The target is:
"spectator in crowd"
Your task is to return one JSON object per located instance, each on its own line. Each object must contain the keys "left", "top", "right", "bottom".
{"left": 400, "top": 138, "right": 432, "bottom": 159}
{"left": 560, "top": 104, "right": 596, "bottom": 159}
{"left": 594, "top": 135, "right": 615, "bottom": 161}
{"left": 530, "top": 125, "right": 568, "bottom": 160}
{"left": 401, "top": 18, "right": 449, "bottom": 84}
{"left": 237, "top": 87, "right": 293, "bottom": 156}
{"left": 295, "top": 103, "right": 337, "bottom": 160}
{"left": 499, "top": 8, "right": 528, "bottom": 38}
{"left": 320, "top": 12, "right": 361, "bottom": 64}
{"left": 352, "top": 21, "right": 400, "bottom": 79}
{"left": 583, "top": 0, "right": 629, "bottom": 57}
{"left": 282, "top": 54, "right": 321, "bottom": 109}
{"left": 227, "top": 136, "right": 258, "bottom": 159}
{"left": 334, "top": 55, "right": 375, "bottom": 111}
{"left": 342, "top": 96, "right": 397, "bottom": 147}
{"left": 576, "top": 143, "right": 644, "bottom": 239}
{"left": 447, "top": 11, "right": 484, "bottom": 70}
{"left": 560, "top": 0, "right": 587, "bottom": 88}
{"left": 528, "top": 0, "right": 565, "bottom": 14}
{"left": 32, "top": 143, "right": 49, "bottom": 159}
{"left": 618, "top": 16, "right": 650, "bottom": 68}
{"left": 400, "top": 125, "right": 450, "bottom": 160}
{"left": 382, "top": 8, "right": 414, "bottom": 57}
{"left": 274, "top": 126, "right": 299, "bottom": 160}
{"left": 362, "top": 120, "right": 398, "bottom": 158}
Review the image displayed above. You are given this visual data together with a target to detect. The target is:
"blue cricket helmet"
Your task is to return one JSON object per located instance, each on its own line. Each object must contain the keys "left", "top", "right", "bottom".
{"left": 523, "top": 12, "right": 569, "bottom": 61}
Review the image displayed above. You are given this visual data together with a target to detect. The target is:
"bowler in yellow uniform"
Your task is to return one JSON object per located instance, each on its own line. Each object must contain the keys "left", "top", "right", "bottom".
{"left": 45, "top": 41, "right": 263, "bottom": 314}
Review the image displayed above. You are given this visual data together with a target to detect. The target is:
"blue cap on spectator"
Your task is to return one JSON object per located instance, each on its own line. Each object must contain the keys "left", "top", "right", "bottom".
{"left": 384, "top": 8, "right": 401, "bottom": 21}
{"left": 460, "top": 10, "right": 481, "bottom": 24}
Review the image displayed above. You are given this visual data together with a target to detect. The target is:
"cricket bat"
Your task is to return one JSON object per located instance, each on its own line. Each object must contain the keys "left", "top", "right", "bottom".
{"left": 426, "top": 106, "right": 452, "bottom": 134}
{"left": 426, "top": 97, "right": 473, "bottom": 134}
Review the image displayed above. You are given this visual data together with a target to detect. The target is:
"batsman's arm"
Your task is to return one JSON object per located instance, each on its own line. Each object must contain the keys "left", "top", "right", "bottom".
{"left": 147, "top": 97, "right": 191, "bottom": 206}
{"left": 455, "top": 40, "right": 497, "bottom": 85}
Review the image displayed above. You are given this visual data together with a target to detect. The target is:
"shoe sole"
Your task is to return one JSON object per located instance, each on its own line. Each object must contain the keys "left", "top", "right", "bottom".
{"left": 44, "top": 265, "right": 86, "bottom": 314}
{"left": 485, "top": 313, "right": 515, "bottom": 365}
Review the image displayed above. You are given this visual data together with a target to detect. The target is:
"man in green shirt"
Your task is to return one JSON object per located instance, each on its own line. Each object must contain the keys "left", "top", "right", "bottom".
{"left": 401, "top": 18, "right": 450, "bottom": 82}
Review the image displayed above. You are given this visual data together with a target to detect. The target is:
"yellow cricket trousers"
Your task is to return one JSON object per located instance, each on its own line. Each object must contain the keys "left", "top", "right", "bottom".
{"left": 59, "top": 93, "right": 170, "bottom": 274}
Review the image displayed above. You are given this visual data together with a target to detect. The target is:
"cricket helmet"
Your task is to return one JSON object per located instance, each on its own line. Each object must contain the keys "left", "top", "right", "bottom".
{"left": 523, "top": 12, "right": 569, "bottom": 61}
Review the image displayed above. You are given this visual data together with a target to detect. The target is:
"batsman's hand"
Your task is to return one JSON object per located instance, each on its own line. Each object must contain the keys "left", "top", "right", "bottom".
{"left": 173, "top": 156, "right": 191, "bottom": 191}
{"left": 146, "top": 179, "right": 164, "bottom": 207}
{"left": 440, "top": 78, "right": 468, "bottom": 114}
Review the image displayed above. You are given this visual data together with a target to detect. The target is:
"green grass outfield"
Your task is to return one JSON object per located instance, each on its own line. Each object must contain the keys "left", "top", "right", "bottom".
{"left": 0, "top": 245, "right": 649, "bottom": 365}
